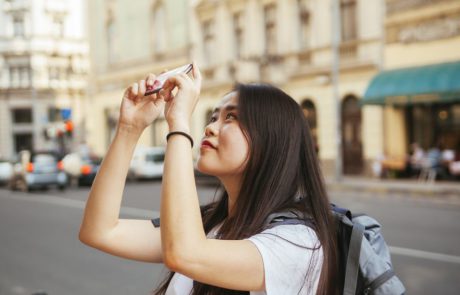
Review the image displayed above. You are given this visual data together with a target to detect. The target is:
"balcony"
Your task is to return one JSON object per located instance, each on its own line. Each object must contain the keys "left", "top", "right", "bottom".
{"left": 3, "top": 0, "right": 30, "bottom": 12}
{"left": 339, "top": 40, "right": 358, "bottom": 60}
{"left": 44, "top": 0, "right": 69, "bottom": 14}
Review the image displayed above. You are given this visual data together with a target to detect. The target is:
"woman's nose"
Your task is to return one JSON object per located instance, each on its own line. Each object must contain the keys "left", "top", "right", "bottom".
{"left": 205, "top": 122, "right": 218, "bottom": 137}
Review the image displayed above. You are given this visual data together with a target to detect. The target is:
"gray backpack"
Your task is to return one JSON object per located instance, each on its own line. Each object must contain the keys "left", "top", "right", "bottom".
{"left": 266, "top": 205, "right": 406, "bottom": 295}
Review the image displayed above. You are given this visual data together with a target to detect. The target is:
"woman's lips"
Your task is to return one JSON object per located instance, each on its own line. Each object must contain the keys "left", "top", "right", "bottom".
{"left": 201, "top": 140, "right": 216, "bottom": 149}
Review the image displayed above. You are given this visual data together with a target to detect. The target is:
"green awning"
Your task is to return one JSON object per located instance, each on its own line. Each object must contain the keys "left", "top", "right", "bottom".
{"left": 363, "top": 61, "right": 460, "bottom": 105}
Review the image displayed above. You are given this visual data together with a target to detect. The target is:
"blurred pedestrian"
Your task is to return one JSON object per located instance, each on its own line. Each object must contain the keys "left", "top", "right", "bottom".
{"left": 79, "top": 63, "right": 338, "bottom": 294}
{"left": 408, "top": 142, "right": 424, "bottom": 177}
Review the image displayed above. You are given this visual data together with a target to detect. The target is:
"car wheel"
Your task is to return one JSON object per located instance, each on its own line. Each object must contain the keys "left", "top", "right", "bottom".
{"left": 58, "top": 185, "right": 66, "bottom": 191}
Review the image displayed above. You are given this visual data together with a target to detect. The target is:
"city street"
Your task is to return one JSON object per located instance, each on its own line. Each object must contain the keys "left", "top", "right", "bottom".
{"left": 1, "top": 181, "right": 459, "bottom": 295}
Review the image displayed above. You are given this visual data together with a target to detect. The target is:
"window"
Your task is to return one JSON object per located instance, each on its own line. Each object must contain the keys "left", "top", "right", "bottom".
{"left": 106, "top": 20, "right": 116, "bottom": 64}
{"left": 340, "top": 0, "right": 357, "bottom": 42}
{"left": 301, "top": 100, "right": 318, "bottom": 150}
{"left": 13, "top": 15, "right": 25, "bottom": 37}
{"left": 233, "top": 11, "right": 244, "bottom": 59}
{"left": 9, "top": 67, "right": 19, "bottom": 87}
{"left": 20, "top": 67, "right": 30, "bottom": 87}
{"left": 9, "top": 66, "right": 30, "bottom": 88}
{"left": 202, "top": 20, "right": 215, "bottom": 66}
{"left": 298, "top": 0, "right": 310, "bottom": 49}
{"left": 52, "top": 17, "right": 65, "bottom": 37}
{"left": 48, "top": 107, "right": 62, "bottom": 122}
{"left": 152, "top": 3, "right": 167, "bottom": 54}
{"left": 12, "top": 108, "right": 33, "bottom": 124}
{"left": 14, "top": 133, "right": 33, "bottom": 153}
{"left": 264, "top": 4, "right": 277, "bottom": 55}
{"left": 49, "top": 66, "right": 60, "bottom": 81}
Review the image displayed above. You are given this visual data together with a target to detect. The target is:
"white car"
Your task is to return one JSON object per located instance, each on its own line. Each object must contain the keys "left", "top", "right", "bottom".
{"left": 0, "top": 159, "right": 13, "bottom": 186}
{"left": 129, "top": 147, "right": 165, "bottom": 180}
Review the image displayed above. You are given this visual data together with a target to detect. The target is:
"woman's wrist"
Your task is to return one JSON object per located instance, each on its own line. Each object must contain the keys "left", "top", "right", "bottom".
{"left": 116, "top": 124, "right": 143, "bottom": 141}
{"left": 168, "top": 120, "right": 190, "bottom": 134}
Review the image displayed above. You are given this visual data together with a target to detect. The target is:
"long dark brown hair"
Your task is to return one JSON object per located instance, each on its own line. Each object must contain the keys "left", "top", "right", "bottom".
{"left": 154, "top": 83, "right": 338, "bottom": 295}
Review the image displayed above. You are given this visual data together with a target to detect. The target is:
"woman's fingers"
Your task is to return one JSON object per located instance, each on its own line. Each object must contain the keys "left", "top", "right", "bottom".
{"left": 130, "top": 82, "right": 139, "bottom": 100}
{"left": 192, "top": 62, "right": 202, "bottom": 90}
{"left": 138, "top": 80, "right": 146, "bottom": 101}
{"left": 162, "top": 75, "right": 186, "bottom": 102}
{"left": 145, "top": 73, "right": 156, "bottom": 95}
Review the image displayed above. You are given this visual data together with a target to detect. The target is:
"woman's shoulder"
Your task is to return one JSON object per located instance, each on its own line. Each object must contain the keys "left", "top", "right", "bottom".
{"left": 247, "top": 223, "right": 320, "bottom": 249}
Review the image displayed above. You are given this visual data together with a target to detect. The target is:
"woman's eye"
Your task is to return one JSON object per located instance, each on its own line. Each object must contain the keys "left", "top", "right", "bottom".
{"left": 209, "top": 116, "right": 217, "bottom": 123}
{"left": 226, "top": 113, "right": 237, "bottom": 120}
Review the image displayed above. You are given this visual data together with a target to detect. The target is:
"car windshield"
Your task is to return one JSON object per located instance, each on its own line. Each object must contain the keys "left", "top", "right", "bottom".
{"left": 145, "top": 154, "right": 164, "bottom": 163}
{"left": 32, "top": 154, "right": 57, "bottom": 164}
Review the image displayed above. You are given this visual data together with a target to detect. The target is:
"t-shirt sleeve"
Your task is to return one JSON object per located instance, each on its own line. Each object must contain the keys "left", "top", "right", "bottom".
{"left": 246, "top": 225, "right": 323, "bottom": 295}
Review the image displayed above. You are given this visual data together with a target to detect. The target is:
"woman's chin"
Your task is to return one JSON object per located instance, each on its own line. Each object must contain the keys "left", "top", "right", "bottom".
{"left": 196, "top": 161, "right": 212, "bottom": 175}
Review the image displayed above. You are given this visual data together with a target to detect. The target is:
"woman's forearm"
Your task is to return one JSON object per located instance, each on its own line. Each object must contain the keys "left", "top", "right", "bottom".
{"left": 160, "top": 130, "right": 206, "bottom": 268}
{"left": 79, "top": 126, "right": 141, "bottom": 244}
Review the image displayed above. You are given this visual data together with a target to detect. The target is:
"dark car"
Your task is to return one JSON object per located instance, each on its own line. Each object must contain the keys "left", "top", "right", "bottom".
{"left": 77, "top": 156, "right": 101, "bottom": 186}
{"left": 9, "top": 151, "right": 68, "bottom": 192}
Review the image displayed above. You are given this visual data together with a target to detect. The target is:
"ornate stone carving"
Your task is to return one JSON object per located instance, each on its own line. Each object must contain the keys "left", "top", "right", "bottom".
{"left": 398, "top": 17, "right": 460, "bottom": 43}
{"left": 386, "top": 0, "right": 450, "bottom": 15}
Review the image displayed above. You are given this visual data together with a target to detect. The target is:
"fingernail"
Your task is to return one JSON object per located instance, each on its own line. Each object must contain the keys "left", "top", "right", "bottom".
{"left": 147, "top": 79, "right": 153, "bottom": 86}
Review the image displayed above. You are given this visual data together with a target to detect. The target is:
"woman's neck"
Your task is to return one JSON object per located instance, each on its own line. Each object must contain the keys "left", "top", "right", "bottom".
{"left": 219, "top": 175, "right": 241, "bottom": 217}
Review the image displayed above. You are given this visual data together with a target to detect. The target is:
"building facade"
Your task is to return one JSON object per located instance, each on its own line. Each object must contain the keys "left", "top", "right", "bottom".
{"left": 0, "top": 0, "right": 89, "bottom": 159}
{"left": 86, "top": 0, "right": 460, "bottom": 178}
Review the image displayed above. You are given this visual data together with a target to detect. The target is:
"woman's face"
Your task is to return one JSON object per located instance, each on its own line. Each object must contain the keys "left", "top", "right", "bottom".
{"left": 197, "top": 92, "right": 249, "bottom": 178}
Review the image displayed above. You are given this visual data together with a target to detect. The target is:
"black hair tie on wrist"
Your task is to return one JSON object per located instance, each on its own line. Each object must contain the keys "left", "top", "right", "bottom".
{"left": 166, "top": 131, "right": 194, "bottom": 148}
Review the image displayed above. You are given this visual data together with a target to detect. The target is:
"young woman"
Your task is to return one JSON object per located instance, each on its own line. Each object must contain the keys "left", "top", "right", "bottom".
{"left": 79, "top": 63, "right": 338, "bottom": 295}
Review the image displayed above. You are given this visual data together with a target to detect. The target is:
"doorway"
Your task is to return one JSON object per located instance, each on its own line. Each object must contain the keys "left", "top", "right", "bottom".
{"left": 341, "top": 95, "right": 363, "bottom": 174}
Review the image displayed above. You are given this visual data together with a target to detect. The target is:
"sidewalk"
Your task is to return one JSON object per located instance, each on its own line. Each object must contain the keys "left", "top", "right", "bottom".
{"left": 325, "top": 176, "right": 460, "bottom": 198}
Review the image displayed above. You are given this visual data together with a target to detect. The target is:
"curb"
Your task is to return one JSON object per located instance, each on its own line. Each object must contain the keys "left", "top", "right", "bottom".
{"left": 325, "top": 179, "right": 460, "bottom": 199}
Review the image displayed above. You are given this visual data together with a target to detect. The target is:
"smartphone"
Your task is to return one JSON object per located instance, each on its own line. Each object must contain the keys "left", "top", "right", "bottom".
{"left": 144, "top": 63, "right": 193, "bottom": 96}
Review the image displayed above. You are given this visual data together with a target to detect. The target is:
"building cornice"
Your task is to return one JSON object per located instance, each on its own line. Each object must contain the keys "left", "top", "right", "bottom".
{"left": 385, "top": 1, "right": 460, "bottom": 25}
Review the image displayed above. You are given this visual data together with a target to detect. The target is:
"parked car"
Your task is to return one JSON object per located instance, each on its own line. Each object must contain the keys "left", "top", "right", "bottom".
{"left": 62, "top": 153, "right": 101, "bottom": 187}
{"left": 0, "top": 158, "right": 13, "bottom": 186}
{"left": 129, "top": 147, "right": 165, "bottom": 180}
{"left": 77, "top": 156, "right": 101, "bottom": 186}
{"left": 9, "top": 151, "right": 68, "bottom": 192}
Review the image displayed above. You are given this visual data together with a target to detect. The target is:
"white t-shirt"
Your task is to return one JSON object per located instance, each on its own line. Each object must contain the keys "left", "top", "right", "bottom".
{"left": 165, "top": 224, "right": 323, "bottom": 295}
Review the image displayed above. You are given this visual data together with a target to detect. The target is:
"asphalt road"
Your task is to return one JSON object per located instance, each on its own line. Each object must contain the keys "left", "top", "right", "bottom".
{"left": 0, "top": 181, "right": 459, "bottom": 295}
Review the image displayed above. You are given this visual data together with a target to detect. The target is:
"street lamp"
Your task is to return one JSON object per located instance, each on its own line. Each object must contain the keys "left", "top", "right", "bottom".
{"left": 331, "top": 0, "right": 343, "bottom": 181}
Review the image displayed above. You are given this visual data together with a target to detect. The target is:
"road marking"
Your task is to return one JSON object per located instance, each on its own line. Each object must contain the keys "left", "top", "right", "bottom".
{"left": 389, "top": 246, "right": 460, "bottom": 264}
{"left": 0, "top": 192, "right": 159, "bottom": 218}
{"left": 3, "top": 191, "right": 460, "bottom": 264}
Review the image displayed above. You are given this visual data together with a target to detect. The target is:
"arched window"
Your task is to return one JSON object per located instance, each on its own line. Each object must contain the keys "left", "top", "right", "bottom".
{"left": 341, "top": 95, "right": 363, "bottom": 174}
{"left": 301, "top": 99, "right": 318, "bottom": 151}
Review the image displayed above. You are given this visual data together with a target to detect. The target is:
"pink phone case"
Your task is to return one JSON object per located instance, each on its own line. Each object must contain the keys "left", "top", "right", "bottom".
{"left": 144, "top": 64, "right": 193, "bottom": 96}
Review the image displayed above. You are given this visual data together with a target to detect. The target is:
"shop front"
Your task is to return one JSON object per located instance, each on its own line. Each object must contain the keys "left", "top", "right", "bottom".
{"left": 363, "top": 61, "right": 460, "bottom": 179}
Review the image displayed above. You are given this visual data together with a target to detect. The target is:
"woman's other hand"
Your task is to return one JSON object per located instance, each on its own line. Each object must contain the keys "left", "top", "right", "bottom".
{"left": 160, "top": 62, "right": 202, "bottom": 132}
{"left": 118, "top": 73, "right": 165, "bottom": 134}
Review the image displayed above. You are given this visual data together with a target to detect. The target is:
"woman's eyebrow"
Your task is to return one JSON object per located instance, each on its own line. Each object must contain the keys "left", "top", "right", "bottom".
{"left": 212, "top": 105, "right": 238, "bottom": 114}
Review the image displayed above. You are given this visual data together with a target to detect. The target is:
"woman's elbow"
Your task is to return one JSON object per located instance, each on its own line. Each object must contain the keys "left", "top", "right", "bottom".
{"left": 163, "top": 246, "right": 193, "bottom": 273}
{"left": 78, "top": 226, "right": 101, "bottom": 248}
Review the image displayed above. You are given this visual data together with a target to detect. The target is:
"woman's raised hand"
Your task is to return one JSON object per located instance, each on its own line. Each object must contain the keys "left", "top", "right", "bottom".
{"left": 160, "top": 62, "right": 202, "bottom": 132}
{"left": 118, "top": 74, "right": 165, "bottom": 134}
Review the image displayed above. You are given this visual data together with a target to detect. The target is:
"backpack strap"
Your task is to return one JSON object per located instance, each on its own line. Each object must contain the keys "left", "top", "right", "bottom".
{"left": 264, "top": 210, "right": 314, "bottom": 230}
{"left": 344, "top": 221, "right": 365, "bottom": 295}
